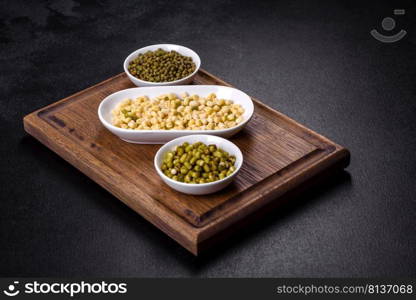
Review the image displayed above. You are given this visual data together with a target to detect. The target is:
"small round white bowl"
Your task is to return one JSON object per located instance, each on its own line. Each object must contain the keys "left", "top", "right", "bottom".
{"left": 154, "top": 135, "right": 243, "bottom": 195}
{"left": 123, "top": 44, "right": 201, "bottom": 87}
{"left": 98, "top": 85, "right": 254, "bottom": 144}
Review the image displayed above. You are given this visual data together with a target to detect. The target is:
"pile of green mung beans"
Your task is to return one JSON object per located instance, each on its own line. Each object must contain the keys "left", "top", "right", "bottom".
{"left": 128, "top": 48, "right": 196, "bottom": 82}
{"left": 161, "top": 142, "right": 237, "bottom": 184}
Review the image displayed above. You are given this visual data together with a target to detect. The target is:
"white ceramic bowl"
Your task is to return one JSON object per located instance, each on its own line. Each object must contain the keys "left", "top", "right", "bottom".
{"left": 123, "top": 44, "right": 201, "bottom": 87}
{"left": 98, "top": 85, "right": 254, "bottom": 144}
{"left": 154, "top": 135, "right": 243, "bottom": 195}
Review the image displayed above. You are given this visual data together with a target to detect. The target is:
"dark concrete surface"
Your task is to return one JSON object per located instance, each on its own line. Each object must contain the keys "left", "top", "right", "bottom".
{"left": 0, "top": 0, "right": 415, "bottom": 277}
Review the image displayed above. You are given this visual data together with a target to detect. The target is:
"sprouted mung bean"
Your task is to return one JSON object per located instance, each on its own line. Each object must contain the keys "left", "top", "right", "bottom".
{"left": 128, "top": 48, "right": 196, "bottom": 82}
{"left": 111, "top": 93, "right": 245, "bottom": 130}
{"left": 161, "top": 142, "right": 237, "bottom": 184}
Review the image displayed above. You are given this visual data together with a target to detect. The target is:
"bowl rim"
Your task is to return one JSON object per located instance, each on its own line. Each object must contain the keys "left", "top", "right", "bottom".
{"left": 123, "top": 43, "right": 201, "bottom": 85}
{"left": 97, "top": 85, "right": 254, "bottom": 134}
{"left": 154, "top": 134, "right": 243, "bottom": 187}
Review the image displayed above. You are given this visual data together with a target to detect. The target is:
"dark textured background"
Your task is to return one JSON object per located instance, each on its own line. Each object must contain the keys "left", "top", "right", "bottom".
{"left": 1, "top": 0, "right": 415, "bottom": 277}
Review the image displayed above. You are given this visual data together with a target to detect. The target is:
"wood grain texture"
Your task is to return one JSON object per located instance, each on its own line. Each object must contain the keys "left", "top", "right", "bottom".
{"left": 23, "top": 69, "right": 350, "bottom": 255}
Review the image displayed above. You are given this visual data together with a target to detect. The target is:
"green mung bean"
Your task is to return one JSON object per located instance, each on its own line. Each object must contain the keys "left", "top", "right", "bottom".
{"left": 128, "top": 48, "right": 196, "bottom": 82}
{"left": 161, "top": 142, "right": 237, "bottom": 184}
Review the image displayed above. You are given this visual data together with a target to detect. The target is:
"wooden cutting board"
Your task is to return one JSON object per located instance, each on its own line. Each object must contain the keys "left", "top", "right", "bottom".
{"left": 23, "top": 69, "right": 350, "bottom": 255}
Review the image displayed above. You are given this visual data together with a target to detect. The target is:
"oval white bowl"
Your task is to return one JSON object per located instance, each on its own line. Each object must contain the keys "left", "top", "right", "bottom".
{"left": 123, "top": 44, "right": 201, "bottom": 87}
{"left": 154, "top": 135, "right": 243, "bottom": 195}
{"left": 98, "top": 85, "right": 254, "bottom": 144}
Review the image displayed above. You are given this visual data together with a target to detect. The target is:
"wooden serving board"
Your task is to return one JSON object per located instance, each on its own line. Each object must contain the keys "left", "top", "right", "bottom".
{"left": 23, "top": 69, "right": 350, "bottom": 255}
